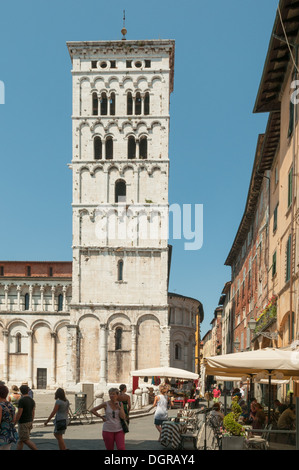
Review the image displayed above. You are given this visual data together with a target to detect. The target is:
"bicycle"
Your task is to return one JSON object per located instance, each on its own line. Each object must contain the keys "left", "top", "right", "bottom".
{"left": 68, "top": 401, "right": 94, "bottom": 425}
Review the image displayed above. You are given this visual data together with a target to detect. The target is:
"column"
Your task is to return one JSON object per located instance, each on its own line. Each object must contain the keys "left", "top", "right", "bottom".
{"left": 51, "top": 286, "right": 56, "bottom": 312}
{"left": 29, "top": 285, "right": 33, "bottom": 311}
{"left": 50, "top": 332, "right": 56, "bottom": 386}
{"left": 184, "top": 341, "right": 188, "bottom": 370}
{"left": 27, "top": 331, "right": 33, "bottom": 388}
{"left": 99, "top": 324, "right": 107, "bottom": 385}
{"left": 4, "top": 285, "right": 9, "bottom": 310}
{"left": 40, "top": 286, "right": 44, "bottom": 312}
{"left": 66, "top": 324, "right": 78, "bottom": 387}
{"left": 16, "top": 285, "right": 21, "bottom": 310}
{"left": 62, "top": 286, "right": 67, "bottom": 312}
{"left": 2, "top": 330, "right": 9, "bottom": 383}
{"left": 131, "top": 325, "right": 137, "bottom": 372}
{"left": 160, "top": 325, "right": 171, "bottom": 367}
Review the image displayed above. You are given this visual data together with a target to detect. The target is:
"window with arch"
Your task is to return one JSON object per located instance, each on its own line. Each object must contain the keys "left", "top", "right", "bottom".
{"left": 94, "top": 136, "right": 102, "bottom": 160}
{"left": 115, "top": 179, "right": 126, "bottom": 203}
{"left": 16, "top": 333, "right": 22, "bottom": 353}
{"left": 100, "top": 92, "right": 108, "bottom": 115}
{"left": 139, "top": 136, "right": 148, "bottom": 159}
{"left": 175, "top": 343, "right": 182, "bottom": 361}
{"left": 24, "top": 293, "right": 29, "bottom": 311}
{"left": 127, "top": 92, "right": 133, "bottom": 115}
{"left": 144, "top": 92, "right": 150, "bottom": 115}
{"left": 92, "top": 92, "right": 98, "bottom": 116}
{"left": 110, "top": 93, "right": 116, "bottom": 116}
{"left": 58, "top": 294, "right": 63, "bottom": 312}
{"left": 118, "top": 259, "right": 124, "bottom": 281}
{"left": 105, "top": 137, "right": 113, "bottom": 160}
{"left": 115, "top": 327, "right": 123, "bottom": 350}
{"left": 135, "top": 92, "right": 142, "bottom": 115}
{"left": 128, "top": 136, "right": 136, "bottom": 159}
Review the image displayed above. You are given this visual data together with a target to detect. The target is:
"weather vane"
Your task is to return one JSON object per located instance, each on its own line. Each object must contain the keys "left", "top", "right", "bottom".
{"left": 121, "top": 10, "right": 127, "bottom": 40}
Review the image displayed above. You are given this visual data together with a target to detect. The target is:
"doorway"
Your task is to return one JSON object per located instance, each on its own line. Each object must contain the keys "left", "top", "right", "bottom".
{"left": 37, "top": 368, "right": 47, "bottom": 389}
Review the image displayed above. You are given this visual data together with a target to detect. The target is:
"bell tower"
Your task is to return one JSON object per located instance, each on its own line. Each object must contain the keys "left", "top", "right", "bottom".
{"left": 66, "top": 37, "right": 175, "bottom": 386}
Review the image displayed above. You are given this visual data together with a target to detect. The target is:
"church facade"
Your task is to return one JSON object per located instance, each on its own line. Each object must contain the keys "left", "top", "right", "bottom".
{"left": 0, "top": 37, "right": 203, "bottom": 391}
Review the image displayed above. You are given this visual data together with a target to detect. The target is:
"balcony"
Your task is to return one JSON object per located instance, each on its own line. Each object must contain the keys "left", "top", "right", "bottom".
{"left": 254, "top": 296, "right": 277, "bottom": 335}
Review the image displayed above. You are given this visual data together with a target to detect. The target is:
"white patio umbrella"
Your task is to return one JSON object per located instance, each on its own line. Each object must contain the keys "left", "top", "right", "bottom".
{"left": 130, "top": 366, "right": 199, "bottom": 380}
{"left": 204, "top": 348, "right": 299, "bottom": 422}
{"left": 204, "top": 348, "right": 299, "bottom": 379}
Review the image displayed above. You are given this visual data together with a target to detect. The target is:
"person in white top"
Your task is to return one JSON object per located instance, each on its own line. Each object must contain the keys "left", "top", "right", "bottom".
{"left": 153, "top": 384, "right": 169, "bottom": 441}
{"left": 91, "top": 388, "right": 126, "bottom": 450}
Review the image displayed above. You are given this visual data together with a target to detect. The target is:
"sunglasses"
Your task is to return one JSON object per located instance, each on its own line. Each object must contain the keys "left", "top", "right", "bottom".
{"left": 112, "top": 411, "right": 115, "bottom": 418}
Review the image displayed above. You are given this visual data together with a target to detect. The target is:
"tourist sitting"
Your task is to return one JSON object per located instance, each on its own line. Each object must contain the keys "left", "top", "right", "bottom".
{"left": 277, "top": 405, "right": 295, "bottom": 430}
{"left": 209, "top": 402, "right": 224, "bottom": 427}
{"left": 252, "top": 403, "right": 266, "bottom": 435}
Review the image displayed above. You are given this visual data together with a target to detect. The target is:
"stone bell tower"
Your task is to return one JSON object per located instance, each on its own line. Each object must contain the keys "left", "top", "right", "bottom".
{"left": 66, "top": 35, "right": 175, "bottom": 387}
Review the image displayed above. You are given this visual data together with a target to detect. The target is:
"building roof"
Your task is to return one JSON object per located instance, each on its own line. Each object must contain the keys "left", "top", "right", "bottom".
{"left": 254, "top": 0, "right": 299, "bottom": 113}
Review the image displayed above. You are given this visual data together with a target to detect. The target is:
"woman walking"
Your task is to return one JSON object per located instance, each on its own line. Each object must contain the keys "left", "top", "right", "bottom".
{"left": 8, "top": 386, "right": 21, "bottom": 412}
{"left": 118, "top": 384, "right": 131, "bottom": 424}
{"left": 0, "top": 384, "right": 18, "bottom": 450}
{"left": 91, "top": 388, "right": 126, "bottom": 450}
{"left": 153, "top": 384, "right": 169, "bottom": 441}
{"left": 44, "top": 388, "right": 70, "bottom": 450}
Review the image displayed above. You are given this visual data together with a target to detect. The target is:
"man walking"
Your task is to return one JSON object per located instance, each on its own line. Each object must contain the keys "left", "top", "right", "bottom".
{"left": 15, "top": 384, "right": 37, "bottom": 450}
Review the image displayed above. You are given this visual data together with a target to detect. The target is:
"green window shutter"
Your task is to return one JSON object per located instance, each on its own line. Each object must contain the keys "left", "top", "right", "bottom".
{"left": 288, "top": 100, "right": 294, "bottom": 138}
{"left": 286, "top": 235, "right": 291, "bottom": 282}
{"left": 273, "top": 204, "right": 278, "bottom": 232}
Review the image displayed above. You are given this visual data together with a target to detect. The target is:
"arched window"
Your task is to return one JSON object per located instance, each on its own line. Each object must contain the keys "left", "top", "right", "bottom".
{"left": 128, "top": 136, "right": 136, "bottom": 159}
{"left": 115, "top": 327, "right": 123, "bottom": 350}
{"left": 175, "top": 343, "right": 182, "bottom": 360}
{"left": 94, "top": 136, "right": 102, "bottom": 160}
{"left": 105, "top": 137, "right": 113, "bottom": 160}
{"left": 92, "top": 92, "right": 98, "bottom": 116}
{"left": 135, "top": 92, "right": 142, "bottom": 115}
{"left": 115, "top": 179, "right": 126, "bottom": 203}
{"left": 24, "top": 293, "right": 29, "bottom": 311}
{"left": 127, "top": 92, "right": 133, "bottom": 115}
{"left": 16, "top": 333, "right": 22, "bottom": 353}
{"left": 139, "top": 136, "right": 148, "bottom": 159}
{"left": 144, "top": 92, "right": 150, "bottom": 115}
{"left": 58, "top": 294, "right": 63, "bottom": 312}
{"left": 118, "top": 260, "right": 124, "bottom": 281}
{"left": 100, "top": 92, "right": 108, "bottom": 115}
{"left": 110, "top": 92, "right": 115, "bottom": 116}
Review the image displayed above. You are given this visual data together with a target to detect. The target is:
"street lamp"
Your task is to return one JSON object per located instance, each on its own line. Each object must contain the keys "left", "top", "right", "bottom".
{"left": 248, "top": 318, "right": 256, "bottom": 332}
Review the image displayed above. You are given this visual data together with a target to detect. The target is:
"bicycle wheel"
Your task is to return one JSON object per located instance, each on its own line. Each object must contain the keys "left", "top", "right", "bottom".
{"left": 79, "top": 410, "right": 93, "bottom": 424}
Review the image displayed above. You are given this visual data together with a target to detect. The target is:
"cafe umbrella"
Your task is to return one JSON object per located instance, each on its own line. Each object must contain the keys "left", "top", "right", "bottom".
{"left": 204, "top": 348, "right": 299, "bottom": 423}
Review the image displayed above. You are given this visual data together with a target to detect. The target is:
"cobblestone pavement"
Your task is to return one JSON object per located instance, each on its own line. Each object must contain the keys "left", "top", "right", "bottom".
{"left": 11, "top": 407, "right": 186, "bottom": 451}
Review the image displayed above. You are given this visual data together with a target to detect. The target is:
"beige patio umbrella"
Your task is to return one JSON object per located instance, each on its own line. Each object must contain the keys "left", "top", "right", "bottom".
{"left": 204, "top": 348, "right": 299, "bottom": 422}
{"left": 204, "top": 348, "right": 299, "bottom": 379}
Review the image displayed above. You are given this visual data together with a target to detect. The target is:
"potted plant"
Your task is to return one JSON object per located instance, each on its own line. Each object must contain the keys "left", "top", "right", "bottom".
{"left": 221, "top": 397, "right": 246, "bottom": 450}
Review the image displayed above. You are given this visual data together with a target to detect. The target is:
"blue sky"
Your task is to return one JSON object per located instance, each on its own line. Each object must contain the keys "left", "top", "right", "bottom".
{"left": 0, "top": 0, "right": 278, "bottom": 336}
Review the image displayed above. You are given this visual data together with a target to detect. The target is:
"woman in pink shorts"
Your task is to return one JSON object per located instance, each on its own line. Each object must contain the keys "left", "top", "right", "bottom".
{"left": 91, "top": 388, "right": 126, "bottom": 450}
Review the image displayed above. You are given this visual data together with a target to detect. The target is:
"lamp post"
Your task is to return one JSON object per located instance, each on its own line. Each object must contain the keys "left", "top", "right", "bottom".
{"left": 233, "top": 339, "right": 240, "bottom": 352}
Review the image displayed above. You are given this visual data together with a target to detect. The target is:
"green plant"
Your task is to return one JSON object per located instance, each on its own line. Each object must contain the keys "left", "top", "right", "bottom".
{"left": 222, "top": 397, "right": 245, "bottom": 437}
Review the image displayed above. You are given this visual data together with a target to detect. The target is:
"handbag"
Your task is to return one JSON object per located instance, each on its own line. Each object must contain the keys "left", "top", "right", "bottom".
{"left": 56, "top": 419, "right": 67, "bottom": 431}
{"left": 120, "top": 418, "right": 129, "bottom": 433}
